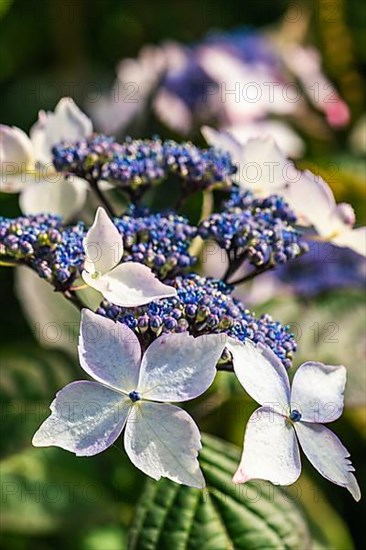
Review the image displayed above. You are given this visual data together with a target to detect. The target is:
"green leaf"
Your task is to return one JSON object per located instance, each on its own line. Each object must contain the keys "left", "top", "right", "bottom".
{"left": 0, "top": 448, "right": 118, "bottom": 535}
{"left": 0, "top": 345, "right": 76, "bottom": 459}
{"left": 128, "top": 433, "right": 350, "bottom": 550}
{"left": 0, "top": 0, "right": 13, "bottom": 20}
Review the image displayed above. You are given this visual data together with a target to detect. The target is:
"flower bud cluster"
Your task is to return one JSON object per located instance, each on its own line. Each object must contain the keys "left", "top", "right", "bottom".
{"left": 98, "top": 273, "right": 296, "bottom": 368}
{"left": 52, "top": 134, "right": 236, "bottom": 197}
{"left": 198, "top": 189, "right": 307, "bottom": 268}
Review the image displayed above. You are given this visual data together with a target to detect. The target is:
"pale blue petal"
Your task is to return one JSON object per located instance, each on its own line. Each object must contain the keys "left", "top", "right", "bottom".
{"left": 124, "top": 401, "right": 205, "bottom": 488}
{"left": 97, "top": 262, "right": 177, "bottom": 307}
{"left": 138, "top": 332, "right": 226, "bottom": 402}
{"left": 228, "top": 338, "right": 290, "bottom": 410}
{"left": 78, "top": 309, "right": 142, "bottom": 393}
{"left": 295, "top": 422, "right": 361, "bottom": 501}
{"left": 30, "top": 97, "right": 93, "bottom": 164}
{"left": 233, "top": 406, "right": 301, "bottom": 486}
{"left": 32, "top": 381, "right": 130, "bottom": 456}
{"left": 332, "top": 227, "right": 366, "bottom": 257}
{"left": 83, "top": 207, "right": 122, "bottom": 276}
{"left": 291, "top": 362, "right": 346, "bottom": 423}
{"left": 19, "top": 177, "right": 87, "bottom": 222}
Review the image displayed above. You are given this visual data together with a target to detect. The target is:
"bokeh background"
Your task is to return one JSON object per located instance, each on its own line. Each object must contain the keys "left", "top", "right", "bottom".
{"left": 0, "top": 0, "right": 365, "bottom": 549}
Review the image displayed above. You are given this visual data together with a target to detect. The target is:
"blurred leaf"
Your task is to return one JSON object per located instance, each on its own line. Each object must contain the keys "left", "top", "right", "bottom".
{"left": 15, "top": 267, "right": 81, "bottom": 359}
{"left": 0, "top": 448, "right": 118, "bottom": 535}
{"left": 15, "top": 267, "right": 102, "bottom": 359}
{"left": 0, "top": 0, "right": 13, "bottom": 20}
{"left": 80, "top": 526, "right": 127, "bottom": 550}
{"left": 128, "top": 433, "right": 351, "bottom": 549}
{"left": 0, "top": 345, "right": 75, "bottom": 459}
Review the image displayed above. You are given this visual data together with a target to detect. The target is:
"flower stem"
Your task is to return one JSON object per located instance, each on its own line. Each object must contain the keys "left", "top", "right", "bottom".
{"left": 89, "top": 179, "right": 116, "bottom": 217}
{"left": 0, "top": 260, "right": 19, "bottom": 267}
{"left": 189, "top": 191, "right": 214, "bottom": 258}
{"left": 223, "top": 251, "right": 247, "bottom": 283}
{"left": 216, "top": 363, "right": 234, "bottom": 372}
{"left": 62, "top": 289, "right": 85, "bottom": 311}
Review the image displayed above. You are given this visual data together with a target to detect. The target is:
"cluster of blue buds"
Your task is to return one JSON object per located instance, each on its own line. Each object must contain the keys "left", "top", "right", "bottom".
{"left": 52, "top": 134, "right": 236, "bottom": 198}
{"left": 0, "top": 214, "right": 85, "bottom": 288}
{"left": 0, "top": 209, "right": 197, "bottom": 286}
{"left": 113, "top": 206, "right": 197, "bottom": 278}
{"left": 97, "top": 273, "right": 297, "bottom": 368}
{"left": 198, "top": 189, "right": 307, "bottom": 269}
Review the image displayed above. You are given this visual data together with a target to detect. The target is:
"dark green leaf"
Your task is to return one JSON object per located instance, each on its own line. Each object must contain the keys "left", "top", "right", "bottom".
{"left": 128, "top": 433, "right": 339, "bottom": 550}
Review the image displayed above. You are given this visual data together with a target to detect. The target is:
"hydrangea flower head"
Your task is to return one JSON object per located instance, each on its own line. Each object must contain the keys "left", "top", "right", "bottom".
{"left": 203, "top": 127, "right": 365, "bottom": 257}
{"left": 33, "top": 310, "right": 227, "bottom": 487}
{"left": 82, "top": 207, "right": 177, "bottom": 306}
{"left": 228, "top": 339, "right": 361, "bottom": 501}
{"left": 114, "top": 205, "right": 197, "bottom": 279}
{"left": 0, "top": 208, "right": 197, "bottom": 287}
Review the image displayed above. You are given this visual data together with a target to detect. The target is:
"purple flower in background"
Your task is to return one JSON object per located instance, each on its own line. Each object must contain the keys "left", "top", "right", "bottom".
{"left": 90, "top": 25, "right": 349, "bottom": 158}
{"left": 275, "top": 240, "right": 366, "bottom": 297}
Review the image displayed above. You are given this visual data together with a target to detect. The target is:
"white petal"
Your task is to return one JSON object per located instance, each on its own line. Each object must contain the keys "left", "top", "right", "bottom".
{"left": 33, "top": 381, "right": 130, "bottom": 456}
{"left": 124, "top": 401, "right": 205, "bottom": 488}
{"left": 331, "top": 227, "right": 366, "bottom": 257}
{"left": 295, "top": 422, "right": 361, "bottom": 501}
{"left": 154, "top": 90, "right": 193, "bottom": 135}
{"left": 201, "top": 125, "right": 244, "bottom": 165}
{"left": 0, "top": 125, "right": 35, "bottom": 192}
{"left": 0, "top": 124, "right": 35, "bottom": 166}
{"left": 225, "top": 121, "right": 305, "bottom": 158}
{"left": 291, "top": 362, "right": 346, "bottom": 423}
{"left": 137, "top": 332, "right": 226, "bottom": 402}
{"left": 83, "top": 207, "right": 122, "bottom": 275}
{"left": 85, "top": 262, "right": 177, "bottom": 307}
{"left": 19, "top": 177, "right": 87, "bottom": 222}
{"left": 284, "top": 171, "right": 336, "bottom": 234}
{"left": 201, "top": 128, "right": 299, "bottom": 195}
{"left": 227, "top": 338, "right": 290, "bottom": 410}
{"left": 233, "top": 406, "right": 301, "bottom": 486}
{"left": 239, "top": 136, "right": 299, "bottom": 194}
{"left": 78, "top": 309, "right": 142, "bottom": 392}
{"left": 0, "top": 175, "right": 29, "bottom": 193}
{"left": 30, "top": 97, "right": 93, "bottom": 165}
